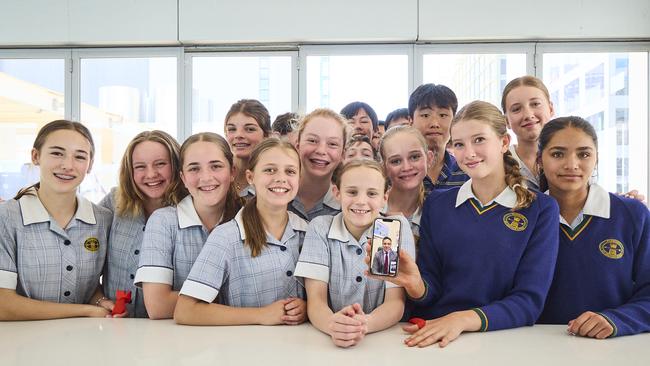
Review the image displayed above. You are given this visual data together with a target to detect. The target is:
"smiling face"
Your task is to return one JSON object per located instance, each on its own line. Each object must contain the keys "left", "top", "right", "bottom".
{"left": 247, "top": 146, "right": 300, "bottom": 210}
{"left": 450, "top": 119, "right": 510, "bottom": 182}
{"left": 131, "top": 141, "right": 173, "bottom": 202}
{"left": 504, "top": 86, "right": 554, "bottom": 143}
{"left": 333, "top": 166, "right": 388, "bottom": 238}
{"left": 181, "top": 141, "right": 234, "bottom": 209}
{"left": 412, "top": 105, "right": 453, "bottom": 152}
{"left": 225, "top": 113, "right": 266, "bottom": 160}
{"left": 298, "top": 116, "right": 344, "bottom": 179}
{"left": 348, "top": 108, "right": 373, "bottom": 140}
{"left": 382, "top": 132, "right": 432, "bottom": 192}
{"left": 31, "top": 129, "right": 93, "bottom": 195}
{"left": 382, "top": 238, "right": 392, "bottom": 252}
{"left": 540, "top": 127, "right": 597, "bottom": 195}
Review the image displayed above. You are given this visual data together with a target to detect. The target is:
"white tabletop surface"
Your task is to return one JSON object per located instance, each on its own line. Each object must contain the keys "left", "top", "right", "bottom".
{"left": 1, "top": 319, "right": 648, "bottom": 366}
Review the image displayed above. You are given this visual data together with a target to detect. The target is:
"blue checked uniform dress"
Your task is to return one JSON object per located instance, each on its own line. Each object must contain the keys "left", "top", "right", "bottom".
{"left": 294, "top": 213, "right": 415, "bottom": 314}
{"left": 134, "top": 195, "right": 211, "bottom": 292}
{"left": 0, "top": 189, "right": 111, "bottom": 304}
{"left": 99, "top": 188, "right": 149, "bottom": 317}
{"left": 179, "top": 209, "right": 308, "bottom": 306}
{"left": 289, "top": 185, "right": 341, "bottom": 222}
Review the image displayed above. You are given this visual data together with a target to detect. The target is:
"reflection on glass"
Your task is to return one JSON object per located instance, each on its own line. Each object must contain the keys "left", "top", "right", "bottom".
{"left": 192, "top": 56, "right": 293, "bottom": 134}
{"left": 80, "top": 57, "right": 177, "bottom": 202}
{"left": 0, "top": 59, "right": 65, "bottom": 200}
{"left": 306, "top": 55, "right": 408, "bottom": 120}
{"left": 422, "top": 54, "right": 527, "bottom": 109}
{"left": 543, "top": 52, "right": 648, "bottom": 194}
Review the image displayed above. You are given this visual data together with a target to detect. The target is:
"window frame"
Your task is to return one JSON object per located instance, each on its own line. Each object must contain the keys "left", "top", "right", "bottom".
{"left": 70, "top": 47, "right": 184, "bottom": 138}
{"left": 183, "top": 49, "right": 298, "bottom": 140}
{"left": 536, "top": 41, "right": 650, "bottom": 195}
{"left": 298, "top": 44, "right": 415, "bottom": 114}
{"left": 0, "top": 48, "right": 73, "bottom": 120}
{"left": 414, "top": 43, "right": 536, "bottom": 86}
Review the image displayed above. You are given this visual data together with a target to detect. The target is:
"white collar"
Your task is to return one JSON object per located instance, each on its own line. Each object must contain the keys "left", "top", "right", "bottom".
{"left": 238, "top": 184, "right": 256, "bottom": 198}
{"left": 327, "top": 212, "right": 372, "bottom": 243}
{"left": 20, "top": 188, "right": 96, "bottom": 225}
{"left": 455, "top": 179, "right": 517, "bottom": 208}
{"left": 582, "top": 183, "right": 611, "bottom": 219}
{"left": 322, "top": 185, "right": 341, "bottom": 210}
{"left": 411, "top": 206, "right": 422, "bottom": 227}
{"left": 177, "top": 195, "right": 204, "bottom": 229}
{"left": 545, "top": 183, "right": 610, "bottom": 227}
{"left": 233, "top": 208, "right": 308, "bottom": 240}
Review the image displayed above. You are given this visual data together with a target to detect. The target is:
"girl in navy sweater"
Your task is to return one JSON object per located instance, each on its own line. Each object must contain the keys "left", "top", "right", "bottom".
{"left": 537, "top": 116, "right": 650, "bottom": 338}
{"left": 369, "top": 101, "right": 560, "bottom": 347}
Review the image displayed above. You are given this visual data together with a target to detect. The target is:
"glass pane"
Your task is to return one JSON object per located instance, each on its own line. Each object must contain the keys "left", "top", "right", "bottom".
{"left": 543, "top": 52, "right": 648, "bottom": 194}
{"left": 0, "top": 58, "right": 65, "bottom": 200}
{"left": 306, "top": 54, "right": 409, "bottom": 120}
{"left": 192, "top": 56, "right": 293, "bottom": 134}
{"left": 422, "top": 54, "right": 527, "bottom": 109}
{"left": 80, "top": 57, "right": 177, "bottom": 202}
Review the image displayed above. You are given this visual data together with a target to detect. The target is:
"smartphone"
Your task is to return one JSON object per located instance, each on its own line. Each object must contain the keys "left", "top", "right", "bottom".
{"left": 369, "top": 217, "right": 401, "bottom": 277}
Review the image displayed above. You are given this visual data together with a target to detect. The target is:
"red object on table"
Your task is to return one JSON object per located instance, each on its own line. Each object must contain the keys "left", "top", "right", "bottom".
{"left": 408, "top": 317, "right": 426, "bottom": 329}
{"left": 111, "top": 290, "right": 132, "bottom": 316}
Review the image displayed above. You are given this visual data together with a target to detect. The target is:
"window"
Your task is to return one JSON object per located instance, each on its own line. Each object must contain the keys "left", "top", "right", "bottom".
{"left": 190, "top": 53, "right": 294, "bottom": 134}
{"left": 303, "top": 47, "right": 410, "bottom": 121}
{"left": 542, "top": 51, "right": 648, "bottom": 194}
{"left": 563, "top": 78, "right": 580, "bottom": 113}
{"left": 0, "top": 57, "right": 65, "bottom": 200}
{"left": 79, "top": 54, "right": 178, "bottom": 202}
{"left": 421, "top": 53, "right": 527, "bottom": 110}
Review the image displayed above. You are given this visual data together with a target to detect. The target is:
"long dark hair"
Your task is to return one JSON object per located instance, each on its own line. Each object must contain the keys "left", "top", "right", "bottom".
{"left": 537, "top": 116, "right": 598, "bottom": 192}
{"left": 14, "top": 120, "right": 95, "bottom": 200}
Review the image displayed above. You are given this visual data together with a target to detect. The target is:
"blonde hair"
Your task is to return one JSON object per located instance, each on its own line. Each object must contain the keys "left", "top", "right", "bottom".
{"left": 179, "top": 132, "right": 242, "bottom": 223}
{"left": 452, "top": 101, "right": 535, "bottom": 211}
{"left": 501, "top": 75, "right": 551, "bottom": 113}
{"left": 116, "top": 130, "right": 186, "bottom": 217}
{"left": 243, "top": 138, "right": 300, "bottom": 257}
{"left": 333, "top": 159, "right": 389, "bottom": 194}
{"left": 378, "top": 125, "right": 431, "bottom": 209}
{"left": 15, "top": 120, "right": 95, "bottom": 200}
{"left": 297, "top": 108, "right": 349, "bottom": 145}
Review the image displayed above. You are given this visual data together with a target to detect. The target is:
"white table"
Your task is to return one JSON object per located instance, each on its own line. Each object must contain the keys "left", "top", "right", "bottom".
{"left": 1, "top": 319, "right": 648, "bottom": 366}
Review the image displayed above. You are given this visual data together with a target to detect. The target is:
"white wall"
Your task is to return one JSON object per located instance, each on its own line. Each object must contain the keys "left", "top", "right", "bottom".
{"left": 0, "top": 0, "right": 648, "bottom": 46}
{"left": 0, "top": 0, "right": 178, "bottom": 46}
{"left": 179, "top": 0, "right": 418, "bottom": 43}
{"left": 418, "top": 0, "right": 650, "bottom": 41}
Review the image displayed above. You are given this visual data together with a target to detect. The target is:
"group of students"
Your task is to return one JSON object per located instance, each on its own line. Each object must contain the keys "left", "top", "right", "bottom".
{"left": 0, "top": 75, "right": 648, "bottom": 349}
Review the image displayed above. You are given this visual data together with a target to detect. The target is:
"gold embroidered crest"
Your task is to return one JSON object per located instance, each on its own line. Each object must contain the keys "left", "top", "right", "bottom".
{"left": 599, "top": 239, "right": 624, "bottom": 259}
{"left": 84, "top": 237, "right": 100, "bottom": 252}
{"left": 503, "top": 212, "right": 528, "bottom": 231}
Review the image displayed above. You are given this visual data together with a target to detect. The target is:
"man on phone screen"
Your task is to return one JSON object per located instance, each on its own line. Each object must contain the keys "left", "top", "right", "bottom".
{"left": 372, "top": 237, "right": 397, "bottom": 275}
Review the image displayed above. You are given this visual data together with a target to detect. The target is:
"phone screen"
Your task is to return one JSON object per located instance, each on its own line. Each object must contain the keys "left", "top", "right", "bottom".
{"left": 369, "top": 218, "right": 401, "bottom": 276}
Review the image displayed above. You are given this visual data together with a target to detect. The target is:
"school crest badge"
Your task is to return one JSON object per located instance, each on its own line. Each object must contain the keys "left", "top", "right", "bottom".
{"left": 84, "top": 237, "right": 100, "bottom": 252}
{"left": 503, "top": 212, "right": 528, "bottom": 232}
{"left": 599, "top": 239, "right": 624, "bottom": 259}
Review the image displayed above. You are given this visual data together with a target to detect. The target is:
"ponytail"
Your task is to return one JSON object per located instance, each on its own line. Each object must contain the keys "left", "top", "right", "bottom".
{"left": 503, "top": 150, "right": 536, "bottom": 211}
{"left": 14, "top": 183, "right": 40, "bottom": 200}
{"left": 242, "top": 197, "right": 268, "bottom": 258}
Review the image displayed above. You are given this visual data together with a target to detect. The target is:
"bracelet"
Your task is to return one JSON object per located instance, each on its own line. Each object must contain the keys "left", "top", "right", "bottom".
{"left": 95, "top": 296, "right": 108, "bottom": 307}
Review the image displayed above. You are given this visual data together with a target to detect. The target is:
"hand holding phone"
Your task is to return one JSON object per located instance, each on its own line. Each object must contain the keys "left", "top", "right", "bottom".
{"left": 369, "top": 218, "right": 401, "bottom": 277}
